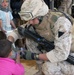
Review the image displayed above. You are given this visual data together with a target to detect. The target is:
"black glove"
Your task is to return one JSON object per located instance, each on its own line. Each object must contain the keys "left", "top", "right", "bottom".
{"left": 20, "top": 51, "right": 39, "bottom": 60}
{"left": 18, "top": 26, "right": 25, "bottom": 36}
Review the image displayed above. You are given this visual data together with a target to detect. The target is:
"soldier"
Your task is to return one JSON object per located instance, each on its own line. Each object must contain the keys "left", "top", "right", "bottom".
{"left": 7, "top": 0, "right": 74, "bottom": 75}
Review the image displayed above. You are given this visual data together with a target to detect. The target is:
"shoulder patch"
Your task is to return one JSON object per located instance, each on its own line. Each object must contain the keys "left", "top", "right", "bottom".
{"left": 51, "top": 15, "right": 58, "bottom": 23}
{"left": 58, "top": 31, "right": 64, "bottom": 37}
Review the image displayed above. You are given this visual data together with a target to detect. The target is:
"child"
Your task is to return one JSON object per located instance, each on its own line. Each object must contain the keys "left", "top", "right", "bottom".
{"left": 0, "top": 0, "right": 16, "bottom": 34}
{"left": 0, "top": 39, "right": 25, "bottom": 75}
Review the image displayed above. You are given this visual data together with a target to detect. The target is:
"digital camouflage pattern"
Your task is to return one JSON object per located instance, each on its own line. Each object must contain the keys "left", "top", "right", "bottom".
{"left": 7, "top": 10, "right": 74, "bottom": 75}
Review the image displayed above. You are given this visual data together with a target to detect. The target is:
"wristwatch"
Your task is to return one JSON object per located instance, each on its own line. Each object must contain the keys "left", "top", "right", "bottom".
{"left": 35, "top": 54, "right": 39, "bottom": 60}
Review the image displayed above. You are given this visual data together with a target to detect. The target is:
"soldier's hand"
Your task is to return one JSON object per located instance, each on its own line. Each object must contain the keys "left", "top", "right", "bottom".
{"left": 21, "top": 51, "right": 39, "bottom": 60}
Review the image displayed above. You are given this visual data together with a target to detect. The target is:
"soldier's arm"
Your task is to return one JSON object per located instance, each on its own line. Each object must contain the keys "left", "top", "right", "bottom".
{"left": 46, "top": 17, "right": 72, "bottom": 62}
{"left": 34, "top": 17, "right": 72, "bottom": 62}
{"left": 7, "top": 29, "right": 23, "bottom": 43}
{"left": 7, "top": 24, "right": 27, "bottom": 42}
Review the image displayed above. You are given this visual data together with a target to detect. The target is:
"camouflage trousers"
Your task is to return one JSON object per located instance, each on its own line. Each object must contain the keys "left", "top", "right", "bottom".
{"left": 26, "top": 38, "right": 74, "bottom": 75}
{"left": 42, "top": 61, "right": 74, "bottom": 75}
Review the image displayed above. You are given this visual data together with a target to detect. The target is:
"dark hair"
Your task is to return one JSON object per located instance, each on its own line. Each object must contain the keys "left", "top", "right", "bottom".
{"left": 0, "top": 39, "right": 12, "bottom": 57}
{"left": 0, "top": 31, "right": 7, "bottom": 40}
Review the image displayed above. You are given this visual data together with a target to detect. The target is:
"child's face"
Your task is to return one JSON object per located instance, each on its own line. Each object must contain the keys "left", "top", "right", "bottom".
{"left": 1, "top": 1, "right": 9, "bottom": 8}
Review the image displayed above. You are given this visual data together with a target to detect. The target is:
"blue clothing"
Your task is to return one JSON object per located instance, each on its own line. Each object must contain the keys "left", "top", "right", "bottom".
{"left": 0, "top": 10, "right": 13, "bottom": 31}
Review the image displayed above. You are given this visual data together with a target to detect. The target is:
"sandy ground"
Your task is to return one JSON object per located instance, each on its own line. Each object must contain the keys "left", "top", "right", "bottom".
{"left": 21, "top": 59, "right": 38, "bottom": 75}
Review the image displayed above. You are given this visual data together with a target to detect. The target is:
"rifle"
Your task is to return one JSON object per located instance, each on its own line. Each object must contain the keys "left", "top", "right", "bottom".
{"left": 18, "top": 25, "right": 55, "bottom": 52}
{"left": 18, "top": 25, "right": 74, "bottom": 65}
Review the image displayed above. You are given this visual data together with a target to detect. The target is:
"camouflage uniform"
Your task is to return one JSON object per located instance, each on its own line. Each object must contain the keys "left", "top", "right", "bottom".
{"left": 7, "top": 10, "right": 74, "bottom": 75}
{"left": 58, "top": 0, "right": 72, "bottom": 15}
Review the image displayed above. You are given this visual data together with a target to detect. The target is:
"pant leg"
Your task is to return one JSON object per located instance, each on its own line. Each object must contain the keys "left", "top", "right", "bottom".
{"left": 42, "top": 61, "right": 74, "bottom": 75}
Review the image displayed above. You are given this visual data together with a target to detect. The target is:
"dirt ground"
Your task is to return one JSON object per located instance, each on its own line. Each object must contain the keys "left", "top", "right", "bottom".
{"left": 21, "top": 59, "right": 38, "bottom": 75}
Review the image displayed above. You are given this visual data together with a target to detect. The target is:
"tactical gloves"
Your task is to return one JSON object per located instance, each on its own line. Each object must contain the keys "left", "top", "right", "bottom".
{"left": 20, "top": 51, "right": 39, "bottom": 60}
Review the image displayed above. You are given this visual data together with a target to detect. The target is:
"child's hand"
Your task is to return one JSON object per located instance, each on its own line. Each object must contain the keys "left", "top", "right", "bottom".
{"left": 16, "top": 51, "right": 21, "bottom": 63}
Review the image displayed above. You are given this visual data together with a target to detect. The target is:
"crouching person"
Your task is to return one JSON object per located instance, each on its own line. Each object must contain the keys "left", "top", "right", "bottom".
{"left": 7, "top": 0, "right": 74, "bottom": 75}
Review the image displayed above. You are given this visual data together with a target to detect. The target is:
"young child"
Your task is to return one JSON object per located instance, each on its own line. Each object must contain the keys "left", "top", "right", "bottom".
{"left": 0, "top": 39, "right": 25, "bottom": 75}
{"left": 0, "top": 0, "right": 16, "bottom": 34}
